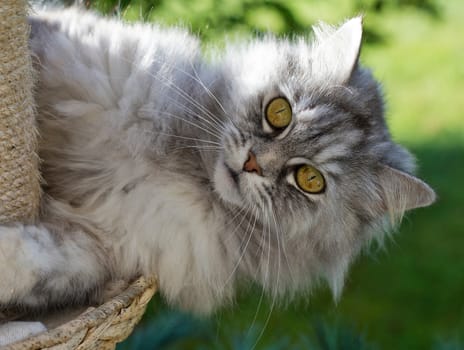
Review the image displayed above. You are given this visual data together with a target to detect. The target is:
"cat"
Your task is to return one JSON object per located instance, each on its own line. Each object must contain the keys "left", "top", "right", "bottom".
{"left": 0, "top": 8, "right": 435, "bottom": 317}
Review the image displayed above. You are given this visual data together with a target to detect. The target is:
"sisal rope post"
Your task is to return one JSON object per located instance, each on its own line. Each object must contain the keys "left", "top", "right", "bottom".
{"left": 0, "top": 0, "right": 40, "bottom": 224}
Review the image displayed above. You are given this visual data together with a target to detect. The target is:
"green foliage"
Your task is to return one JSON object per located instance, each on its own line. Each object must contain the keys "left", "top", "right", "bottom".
{"left": 83, "top": 0, "right": 440, "bottom": 44}
{"left": 433, "top": 338, "right": 464, "bottom": 350}
{"left": 117, "top": 311, "right": 211, "bottom": 350}
{"left": 354, "top": 0, "right": 441, "bottom": 17}
{"left": 117, "top": 312, "right": 377, "bottom": 350}
{"left": 87, "top": 0, "right": 310, "bottom": 42}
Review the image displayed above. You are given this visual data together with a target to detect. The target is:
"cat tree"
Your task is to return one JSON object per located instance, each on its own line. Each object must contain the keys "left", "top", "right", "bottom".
{"left": 0, "top": 1, "right": 155, "bottom": 349}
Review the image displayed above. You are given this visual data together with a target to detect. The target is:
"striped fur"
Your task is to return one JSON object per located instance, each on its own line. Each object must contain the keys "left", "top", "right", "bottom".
{"left": 0, "top": 10, "right": 435, "bottom": 315}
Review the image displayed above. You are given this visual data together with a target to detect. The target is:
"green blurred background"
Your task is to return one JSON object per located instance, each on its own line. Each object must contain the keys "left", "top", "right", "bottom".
{"left": 46, "top": 0, "right": 464, "bottom": 348}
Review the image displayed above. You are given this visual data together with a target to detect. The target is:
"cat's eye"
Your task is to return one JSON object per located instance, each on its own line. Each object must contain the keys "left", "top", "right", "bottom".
{"left": 295, "top": 165, "right": 325, "bottom": 194}
{"left": 265, "top": 97, "right": 292, "bottom": 129}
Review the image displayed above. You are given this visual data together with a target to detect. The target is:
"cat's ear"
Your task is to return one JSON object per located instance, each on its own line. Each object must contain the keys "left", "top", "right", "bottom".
{"left": 311, "top": 16, "right": 363, "bottom": 84}
{"left": 377, "top": 165, "right": 436, "bottom": 223}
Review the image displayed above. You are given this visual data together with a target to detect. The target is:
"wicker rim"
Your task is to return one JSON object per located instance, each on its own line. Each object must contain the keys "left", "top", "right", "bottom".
{"left": 4, "top": 277, "right": 157, "bottom": 350}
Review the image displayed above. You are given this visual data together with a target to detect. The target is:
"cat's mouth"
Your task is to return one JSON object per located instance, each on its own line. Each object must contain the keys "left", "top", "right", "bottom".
{"left": 213, "top": 158, "right": 244, "bottom": 206}
{"left": 224, "top": 163, "right": 239, "bottom": 187}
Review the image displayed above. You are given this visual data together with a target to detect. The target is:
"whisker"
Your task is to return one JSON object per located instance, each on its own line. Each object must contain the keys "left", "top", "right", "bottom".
{"left": 250, "top": 199, "right": 280, "bottom": 350}
{"left": 116, "top": 54, "right": 228, "bottom": 134}
{"left": 247, "top": 199, "right": 269, "bottom": 340}
{"left": 231, "top": 206, "right": 256, "bottom": 256}
{"left": 137, "top": 63, "right": 227, "bottom": 131}
{"left": 145, "top": 130, "right": 222, "bottom": 146}
{"left": 223, "top": 205, "right": 251, "bottom": 245}
{"left": 145, "top": 109, "right": 223, "bottom": 140}
{"left": 270, "top": 203, "right": 296, "bottom": 287}
{"left": 156, "top": 94, "right": 225, "bottom": 135}
{"left": 172, "top": 145, "right": 222, "bottom": 152}
{"left": 165, "top": 88, "right": 226, "bottom": 132}
{"left": 225, "top": 205, "right": 248, "bottom": 227}
{"left": 189, "top": 62, "right": 231, "bottom": 121}
{"left": 222, "top": 204, "right": 259, "bottom": 288}
{"left": 145, "top": 55, "right": 230, "bottom": 127}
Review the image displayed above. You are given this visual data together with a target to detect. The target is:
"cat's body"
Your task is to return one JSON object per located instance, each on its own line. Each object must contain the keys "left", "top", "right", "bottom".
{"left": 0, "top": 9, "right": 434, "bottom": 315}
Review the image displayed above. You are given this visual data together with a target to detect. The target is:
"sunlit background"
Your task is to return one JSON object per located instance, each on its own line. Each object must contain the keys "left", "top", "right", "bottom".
{"left": 41, "top": 0, "right": 464, "bottom": 348}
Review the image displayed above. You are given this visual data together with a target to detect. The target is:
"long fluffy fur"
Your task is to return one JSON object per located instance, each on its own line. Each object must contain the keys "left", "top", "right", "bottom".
{"left": 0, "top": 9, "right": 434, "bottom": 315}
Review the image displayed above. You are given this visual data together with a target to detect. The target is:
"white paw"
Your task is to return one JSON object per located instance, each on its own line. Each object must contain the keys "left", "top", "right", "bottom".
{"left": 0, "top": 321, "right": 47, "bottom": 346}
{"left": 0, "top": 226, "right": 40, "bottom": 304}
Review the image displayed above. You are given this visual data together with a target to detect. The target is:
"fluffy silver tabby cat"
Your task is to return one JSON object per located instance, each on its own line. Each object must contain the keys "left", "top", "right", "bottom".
{"left": 0, "top": 9, "right": 435, "bottom": 314}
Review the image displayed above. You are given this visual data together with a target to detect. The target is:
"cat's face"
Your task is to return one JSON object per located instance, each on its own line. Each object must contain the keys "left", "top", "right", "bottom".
{"left": 211, "top": 18, "right": 435, "bottom": 295}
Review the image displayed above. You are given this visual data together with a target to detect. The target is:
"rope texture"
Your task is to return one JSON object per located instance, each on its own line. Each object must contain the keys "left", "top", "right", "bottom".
{"left": 0, "top": 0, "right": 40, "bottom": 224}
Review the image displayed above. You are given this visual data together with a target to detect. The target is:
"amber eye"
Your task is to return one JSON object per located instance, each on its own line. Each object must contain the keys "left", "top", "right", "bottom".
{"left": 295, "top": 165, "right": 325, "bottom": 194}
{"left": 265, "top": 97, "right": 292, "bottom": 129}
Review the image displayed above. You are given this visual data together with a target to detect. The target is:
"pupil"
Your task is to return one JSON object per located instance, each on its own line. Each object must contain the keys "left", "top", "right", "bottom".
{"left": 307, "top": 174, "right": 317, "bottom": 182}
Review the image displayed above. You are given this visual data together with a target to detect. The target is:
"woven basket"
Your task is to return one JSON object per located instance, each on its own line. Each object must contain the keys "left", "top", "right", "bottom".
{"left": 4, "top": 277, "right": 157, "bottom": 350}
{"left": 0, "top": 2, "right": 156, "bottom": 349}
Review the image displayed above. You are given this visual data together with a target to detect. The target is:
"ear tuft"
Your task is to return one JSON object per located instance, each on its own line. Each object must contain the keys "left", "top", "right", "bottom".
{"left": 311, "top": 16, "right": 363, "bottom": 84}
{"left": 378, "top": 165, "right": 436, "bottom": 224}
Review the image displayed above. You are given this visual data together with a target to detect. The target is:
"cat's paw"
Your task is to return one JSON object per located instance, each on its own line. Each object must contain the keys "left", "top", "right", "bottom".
{"left": 0, "top": 225, "right": 42, "bottom": 305}
{"left": 0, "top": 321, "right": 47, "bottom": 346}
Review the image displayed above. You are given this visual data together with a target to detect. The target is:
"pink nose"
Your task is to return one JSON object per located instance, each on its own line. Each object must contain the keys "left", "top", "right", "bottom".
{"left": 243, "top": 151, "right": 262, "bottom": 176}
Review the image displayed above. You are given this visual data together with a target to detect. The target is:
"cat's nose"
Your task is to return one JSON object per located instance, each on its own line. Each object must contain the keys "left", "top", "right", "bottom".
{"left": 243, "top": 151, "right": 262, "bottom": 176}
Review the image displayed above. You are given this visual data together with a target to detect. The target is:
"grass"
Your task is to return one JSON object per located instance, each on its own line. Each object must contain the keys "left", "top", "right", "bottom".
{"left": 361, "top": 0, "right": 464, "bottom": 145}
{"left": 82, "top": 0, "right": 464, "bottom": 348}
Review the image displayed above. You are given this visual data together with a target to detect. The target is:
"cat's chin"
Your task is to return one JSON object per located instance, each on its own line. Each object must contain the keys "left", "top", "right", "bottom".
{"left": 213, "top": 159, "right": 243, "bottom": 207}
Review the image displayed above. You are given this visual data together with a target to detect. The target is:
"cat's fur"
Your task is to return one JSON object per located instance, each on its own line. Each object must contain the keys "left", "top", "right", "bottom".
{"left": 0, "top": 9, "right": 435, "bottom": 314}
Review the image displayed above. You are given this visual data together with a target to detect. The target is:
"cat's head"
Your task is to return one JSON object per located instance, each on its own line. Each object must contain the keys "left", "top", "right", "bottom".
{"left": 209, "top": 18, "right": 435, "bottom": 298}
